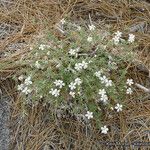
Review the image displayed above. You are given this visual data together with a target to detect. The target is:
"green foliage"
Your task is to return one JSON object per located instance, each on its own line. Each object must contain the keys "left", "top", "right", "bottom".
{"left": 16, "top": 20, "right": 136, "bottom": 128}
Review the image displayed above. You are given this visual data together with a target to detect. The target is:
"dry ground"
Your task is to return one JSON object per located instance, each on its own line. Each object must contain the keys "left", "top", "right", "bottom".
{"left": 0, "top": 0, "right": 150, "bottom": 150}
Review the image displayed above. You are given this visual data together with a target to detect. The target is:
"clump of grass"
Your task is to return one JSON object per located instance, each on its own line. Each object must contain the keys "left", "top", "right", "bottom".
{"left": 15, "top": 19, "right": 137, "bottom": 131}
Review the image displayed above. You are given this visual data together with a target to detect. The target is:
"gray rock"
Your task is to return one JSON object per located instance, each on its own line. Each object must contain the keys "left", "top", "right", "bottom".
{"left": 0, "top": 89, "right": 10, "bottom": 150}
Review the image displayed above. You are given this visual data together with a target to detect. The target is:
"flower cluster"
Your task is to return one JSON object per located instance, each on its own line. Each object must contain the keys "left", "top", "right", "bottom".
{"left": 112, "top": 31, "right": 122, "bottom": 45}
{"left": 69, "top": 47, "right": 80, "bottom": 57}
{"left": 69, "top": 78, "right": 82, "bottom": 98}
{"left": 17, "top": 76, "right": 32, "bottom": 95}
{"left": 126, "top": 79, "right": 134, "bottom": 95}
{"left": 88, "top": 24, "right": 96, "bottom": 31}
{"left": 74, "top": 61, "right": 88, "bottom": 71}
{"left": 112, "top": 31, "right": 135, "bottom": 45}
{"left": 128, "top": 34, "right": 135, "bottom": 43}
{"left": 95, "top": 71, "right": 113, "bottom": 87}
{"left": 98, "top": 89, "right": 108, "bottom": 104}
{"left": 16, "top": 20, "right": 137, "bottom": 134}
{"left": 49, "top": 80, "right": 65, "bottom": 97}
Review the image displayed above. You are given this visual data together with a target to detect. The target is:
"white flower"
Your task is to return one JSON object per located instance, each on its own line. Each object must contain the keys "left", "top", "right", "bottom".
{"left": 95, "top": 70, "right": 103, "bottom": 78}
{"left": 56, "top": 63, "right": 61, "bottom": 68}
{"left": 24, "top": 76, "right": 32, "bottom": 85}
{"left": 126, "top": 79, "right": 134, "bottom": 86}
{"left": 49, "top": 88, "right": 60, "bottom": 97}
{"left": 101, "top": 125, "right": 109, "bottom": 134}
{"left": 75, "top": 63, "right": 83, "bottom": 71}
{"left": 112, "top": 36, "right": 120, "bottom": 45}
{"left": 110, "top": 107, "right": 114, "bottom": 110}
{"left": 22, "top": 87, "right": 32, "bottom": 95}
{"left": 112, "top": 31, "right": 122, "bottom": 45}
{"left": 100, "top": 76, "right": 108, "bottom": 84}
{"left": 81, "top": 61, "right": 88, "bottom": 69}
{"left": 69, "top": 47, "right": 79, "bottom": 56}
{"left": 69, "top": 49, "right": 76, "bottom": 55}
{"left": 85, "top": 111, "right": 93, "bottom": 119}
{"left": 30, "top": 47, "right": 33, "bottom": 50}
{"left": 69, "top": 82, "right": 76, "bottom": 90}
{"left": 54, "top": 80, "right": 65, "bottom": 88}
{"left": 77, "top": 26, "right": 81, "bottom": 31}
{"left": 126, "top": 87, "right": 133, "bottom": 95}
{"left": 35, "top": 61, "right": 41, "bottom": 69}
{"left": 74, "top": 78, "right": 82, "bottom": 85}
{"left": 18, "top": 75, "right": 24, "bottom": 81}
{"left": 39, "top": 44, "right": 45, "bottom": 50}
{"left": 74, "top": 61, "right": 88, "bottom": 71}
{"left": 115, "top": 31, "right": 122, "bottom": 38}
{"left": 105, "top": 79, "right": 113, "bottom": 87}
{"left": 115, "top": 103, "right": 123, "bottom": 112}
{"left": 88, "top": 24, "right": 95, "bottom": 31}
{"left": 100, "top": 94, "right": 108, "bottom": 103}
{"left": 60, "top": 18, "right": 65, "bottom": 24}
{"left": 47, "top": 51, "right": 50, "bottom": 55}
{"left": 128, "top": 34, "right": 135, "bottom": 43}
{"left": 69, "top": 91, "right": 75, "bottom": 98}
{"left": 87, "top": 36, "right": 93, "bottom": 42}
{"left": 17, "top": 84, "right": 24, "bottom": 91}
{"left": 99, "top": 89, "right": 106, "bottom": 95}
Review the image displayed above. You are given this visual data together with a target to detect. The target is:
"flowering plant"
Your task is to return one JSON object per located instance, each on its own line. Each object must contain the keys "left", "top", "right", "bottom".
{"left": 16, "top": 19, "right": 136, "bottom": 132}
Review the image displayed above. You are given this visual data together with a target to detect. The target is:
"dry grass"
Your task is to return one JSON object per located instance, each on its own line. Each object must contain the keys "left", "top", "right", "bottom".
{"left": 0, "top": 0, "right": 150, "bottom": 149}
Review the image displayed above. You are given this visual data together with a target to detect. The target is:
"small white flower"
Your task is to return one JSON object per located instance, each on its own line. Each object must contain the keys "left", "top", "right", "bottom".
{"left": 110, "top": 107, "right": 114, "bottom": 110}
{"left": 69, "top": 91, "right": 75, "bottom": 98}
{"left": 69, "top": 49, "right": 76, "bottom": 56}
{"left": 81, "top": 61, "right": 88, "bottom": 69}
{"left": 88, "top": 24, "right": 96, "bottom": 31}
{"left": 69, "top": 47, "right": 79, "bottom": 56}
{"left": 22, "top": 87, "right": 32, "bottom": 95}
{"left": 112, "top": 31, "right": 122, "bottom": 45}
{"left": 105, "top": 79, "right": 113, "bottom": 87}
{"left": 74, "top": 61, "right": 88, "bottom": 71}
{"left": 56, "top": 63, "right": 61, "bottom": 68}
{"left": 54, "top": 80, "right": 65, "bottom": 88}
{"left": 115, "top": 103, "right": 123, "bottom": 112}
{"left": 49, "top": 88, "right": 60, "bottom": 97}
{"left": 126, "top": 87, "right": 133, "bottom": 95}
{"left": 128, "top": 34, "right": 135, "bottom": 43}
{"left": 17, "top": 84, "right": 24, "bottom": 91}
{"left": 100, "top": 76, "right": 108, "bottom": 84}
{"left": 47, "top": 51, "right": 50, "bottom": 55}
{"left": 30, "top": 47, "right": 33, "bottom": 50}
{"left": 24, "top": 76, "right": 32, "bottom": 85}
{"left": 77, "top": 26, "right": 81, "bottom": 31}
{"left": 74, "top": 78, "right": 82, "bottom": 85}
{"left": 126, "top": 79, "right": 134, "bottom": 86}
{"left": 60, "top": 18, "right": 65, "bottom": 24}
{"left": 35, "top": 61, "right": 41, "bottom": 69}
{"left": 112, "top": 36, "right": 120, "bottom": 45}
{"left": 39, "top": 44, "right": 45, "bottom": 50}
{"left": 101, "top": 125, "right": 109, "bottom": 134}
{"left": 85, "top": 111, "right": 93, "bottom": 119}
{"left": 99, "top": 89, "right": 106, "bottom": 96}
{"left": 87, "top": 36, "right": 93, "bottom": 42}
{"left": 69, "top": 82, "right": 76, "bottom": 90}
{"left": 18, "top": 75, "right": 24, "bottom": 81}
{"left": 115, "top": 31, "right": 122, "bottom": 38}
{"left": 75, "top": 63, "right": 83, "bottom": 71}
{"left": 95, "top": 70, "right": 103, "bottom": 78}
{"left": 100, "top": 94, "right": 108, "bottom": 103}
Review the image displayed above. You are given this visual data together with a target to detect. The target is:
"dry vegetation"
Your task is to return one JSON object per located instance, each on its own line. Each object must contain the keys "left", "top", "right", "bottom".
{"left": 0, "top": 0, "right": 150, "bottom": 150}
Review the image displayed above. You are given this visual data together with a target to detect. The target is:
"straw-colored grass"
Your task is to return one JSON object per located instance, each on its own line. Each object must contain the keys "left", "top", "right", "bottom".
{"left": 0, "top": 0, "right": 150, "bottom": 149}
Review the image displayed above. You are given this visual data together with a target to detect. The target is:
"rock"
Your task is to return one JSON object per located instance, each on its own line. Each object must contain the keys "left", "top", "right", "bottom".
{"left": 0, "top": 89, "right": 10, "bottom": 150}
